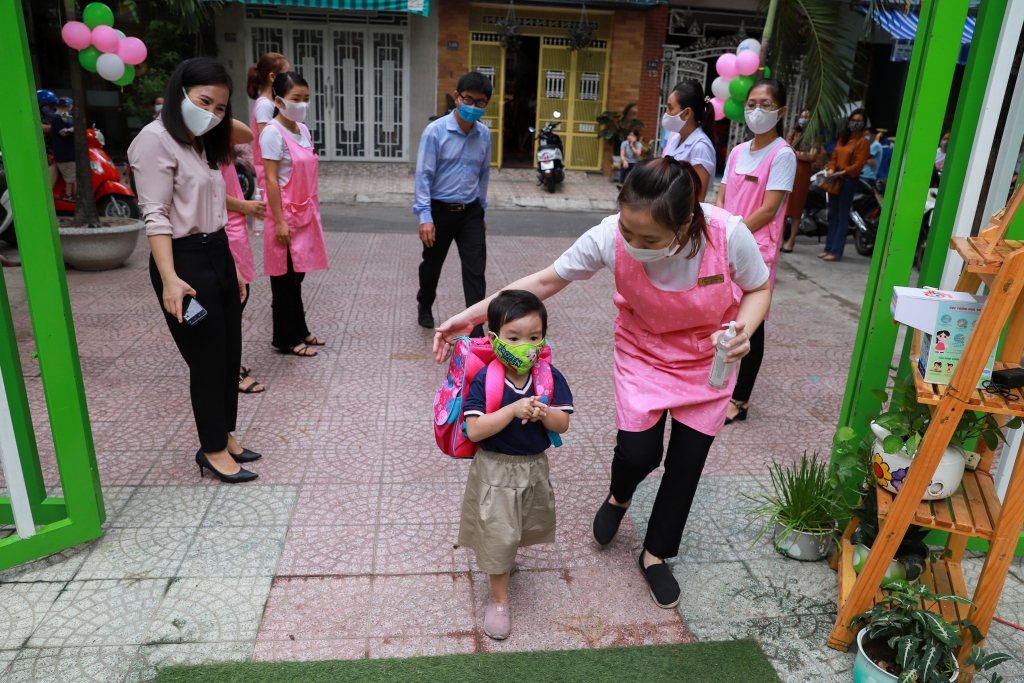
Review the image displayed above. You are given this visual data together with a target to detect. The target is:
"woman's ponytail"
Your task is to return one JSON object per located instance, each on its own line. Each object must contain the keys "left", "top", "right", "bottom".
{"left": 618, "top": 157, "right": 709, "bottom": 259}
{"left": 246, "top": 52, "right": 288, "bottom": 100}
{"left": 670, "top": 80, "right": 717, "bottom": 147}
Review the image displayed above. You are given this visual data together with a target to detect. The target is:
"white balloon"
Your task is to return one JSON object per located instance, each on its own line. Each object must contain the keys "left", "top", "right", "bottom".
{"left": 736, "top": 38, "right": 761, "bottom": 56}
{"left": 115, "top": 29, "right": 126, "bottom": 40}
{"left": 96, "top": 53, "right": 126, "bottom": 82}
{"left": 711, "top": 76, "right": 732, "bottom": 100}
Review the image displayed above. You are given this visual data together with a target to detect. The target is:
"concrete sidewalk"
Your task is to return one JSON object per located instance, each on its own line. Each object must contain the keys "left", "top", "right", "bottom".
{"left": 317, "top": 162, "right": 619, "bottom": 212}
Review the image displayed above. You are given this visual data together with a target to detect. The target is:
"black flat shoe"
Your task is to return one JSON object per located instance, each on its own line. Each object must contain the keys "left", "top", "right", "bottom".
{"left": 418, "top": 306, "right": 435, "bottom": 329}
{"left": 638, "top": 553, "right": 680, "bottom": 609}
{"left": 195, "top": 449, "right": 258, "bottom": 483}
{"left": 592, "top": 495, "right": 629, "bottom": 547}
{"left": 724, "top": 400, "right": 748, "bottom": 425}
{"left": 781, "top": 247, "right": 794, "bottom": 253}
{"left": 230, "top": 447, "right": 262, "bottom": 463}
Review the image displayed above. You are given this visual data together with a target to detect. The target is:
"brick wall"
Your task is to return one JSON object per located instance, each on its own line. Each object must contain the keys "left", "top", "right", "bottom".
{"left": 605, "top": 9, "right": 646, "bottom": 174}
{"left": 437, "top": 0, "right": 471, "bottom": 117}
{"left": 638, "top": 5, "right": 669, "bottom": 134}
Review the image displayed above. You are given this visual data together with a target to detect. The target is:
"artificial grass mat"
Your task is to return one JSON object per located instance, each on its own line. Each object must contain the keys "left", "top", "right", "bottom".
{"left": 154, "top": 640, "right": 781, "bottom": 683}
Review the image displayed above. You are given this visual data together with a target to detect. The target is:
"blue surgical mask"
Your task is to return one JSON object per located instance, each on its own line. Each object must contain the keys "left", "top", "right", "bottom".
{"left": 458, "top": 102, "right": 485, "bottom": 123}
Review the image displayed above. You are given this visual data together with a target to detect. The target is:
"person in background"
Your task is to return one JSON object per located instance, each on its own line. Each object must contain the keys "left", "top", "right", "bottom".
{"left": 618, "top": 130, "right": 642, "bottom": 189}
{"left": 820, "top": 108, "right": 870, "bottom": 262}
{"left": 261, "top": 71, "right": 329, "bottom": 357}
{"left": 246, "top": 52, "right": 290, "bottom": 194}
{"left": 128, "top": 57, "right": 261, "bottom": 484}
{"left": 38, "top": 89, "right": 58, "bottom": 189}
{"left": 781, "top": 109, "right": 818, "bottom": 253}
{"left": 716, "top": 79, "right": 795, "bottom": 425}
{"left": 413, "top": 72, "right": 493, "bottom": 334}
{"left": 660, "top": 80, "right": 717, "bottom": 201}
{"left": 152, "top": 95, "right": 165, "bottom": 120}
{"left": 50, "top": 97, "right": 76, "bottom": 199}
{"left": 861, "top": 125, "right": 883, "bottom": 188}
{"left": 935, "top": 130, "right": 950, "bottom": 171}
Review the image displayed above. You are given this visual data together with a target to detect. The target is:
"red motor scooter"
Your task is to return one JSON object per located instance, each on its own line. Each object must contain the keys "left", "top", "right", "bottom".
{"left": 52, "top": 125, "right": 139, "bottom": 219}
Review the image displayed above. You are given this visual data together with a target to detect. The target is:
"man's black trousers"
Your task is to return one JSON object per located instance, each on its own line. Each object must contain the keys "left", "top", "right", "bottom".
{"left": 417, "top": 200, "right": 486, "bottom": 337}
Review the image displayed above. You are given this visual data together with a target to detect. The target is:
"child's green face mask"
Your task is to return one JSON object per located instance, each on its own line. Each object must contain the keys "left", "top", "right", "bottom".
{"left": 490, "top": 333, "right": 546, "bottom": 375}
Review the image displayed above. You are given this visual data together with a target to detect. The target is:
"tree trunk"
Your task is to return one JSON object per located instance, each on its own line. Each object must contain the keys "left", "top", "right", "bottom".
{"left": 64, "top": 0, "right": 100, "bottom": 226}
{"left": 21, "top": 0, "right": 42, "bottom": 90}
{"left": 758, "top": 0, "right": 780, "bottom": 80}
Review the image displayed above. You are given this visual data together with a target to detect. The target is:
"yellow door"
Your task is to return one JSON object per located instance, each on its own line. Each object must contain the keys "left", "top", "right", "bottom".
{"left": 536, "top": 40, "right": 608, "bottom": 171}
{"left": 468, "top": 37, "right": 505, "bottom": 166}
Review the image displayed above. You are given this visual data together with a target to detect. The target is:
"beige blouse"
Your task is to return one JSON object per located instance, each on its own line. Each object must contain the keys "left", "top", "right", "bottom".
{"left": 127, "top": 119, "right": 227, "bottom": 238}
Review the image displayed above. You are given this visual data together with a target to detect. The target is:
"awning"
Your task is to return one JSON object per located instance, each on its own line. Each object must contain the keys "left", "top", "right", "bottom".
{"left": 868, "top": 9, "right": 975, "bottom": 44}
{"left": 222, "top": 0, "right": 429, "bottom": 17}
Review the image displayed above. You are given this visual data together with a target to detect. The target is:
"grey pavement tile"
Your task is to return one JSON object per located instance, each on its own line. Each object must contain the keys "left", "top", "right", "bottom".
{"left": 126, "top": 642, "right": 254, "bottom": 683}
{"left": 628, "top": 478, "right": 739, "bottom": 564}
{"left": 110, "top": 487, "right": 217, "bottom": 528}
{"left": 177, "top": 525, "right": 287, "bottom": 578}
{"left": 27, "top": 579, "right": 167, "bottom": 648}
{"left": 0, "top": 649, "right": 16, "bottom": 677}
{"left": 203, "top": 485, "right": 298, "bottom": 528}
{"left": 99, "top": 487, "right": 138, "bottom": 527}
{"left": 0, "top": 541, "right": 95, "bottom": 583}
{"left": 0, "top": 582, "right": 67, "bottom": 650}
{"left": 147, "top": 576, "right": 273, "bottom": 645}
{"left": 5, "top": 645, "right": 141, "bottom": 683}
{"left": 75, "top": 527, "right": 196, "bottom": 580}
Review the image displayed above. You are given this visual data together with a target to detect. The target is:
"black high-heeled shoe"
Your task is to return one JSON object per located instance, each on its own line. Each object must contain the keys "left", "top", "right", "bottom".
{"left": 724, "top": 400, "right": 748, "bottom": 425}
{"left": 229, "top": 447, "right": 262, "bottom": 463}
{"left": 195, "top": 449, "right": 258, "bottom": 483}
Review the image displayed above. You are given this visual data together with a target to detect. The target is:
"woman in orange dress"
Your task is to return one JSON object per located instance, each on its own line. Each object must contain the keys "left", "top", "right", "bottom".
{"left": 781, "top": 110, "right": 818, "bottom": 253}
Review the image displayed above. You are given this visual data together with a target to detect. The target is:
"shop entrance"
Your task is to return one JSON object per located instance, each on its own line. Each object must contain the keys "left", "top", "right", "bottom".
{"left": 501, "top": 36, "right": 540, "bottom": 168}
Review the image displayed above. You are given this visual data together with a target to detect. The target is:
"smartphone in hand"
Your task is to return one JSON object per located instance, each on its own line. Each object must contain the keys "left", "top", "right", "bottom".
{"left": 182, "top": 295, "right": 208, "bottom": 326}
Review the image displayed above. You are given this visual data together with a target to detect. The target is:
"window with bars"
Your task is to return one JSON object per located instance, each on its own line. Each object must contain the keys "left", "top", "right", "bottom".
{"left": 475, "top": 66, "right": 496, "bottom": 88}
{"left": 579, "top": 73, "right": 599, "bottom": 101}
{"left": 545, "top": 71, "right": 566, "bottom": 99}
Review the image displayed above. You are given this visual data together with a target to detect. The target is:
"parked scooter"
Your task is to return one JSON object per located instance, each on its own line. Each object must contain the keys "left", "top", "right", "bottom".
{"left": 799, "top": 171, "right": 881, "bottom": 252}
{"left": 533, "top": 114, "right": 565, "bottom": 194}
{"left": 52, "top": 125, "right": 140, "bottom": 219}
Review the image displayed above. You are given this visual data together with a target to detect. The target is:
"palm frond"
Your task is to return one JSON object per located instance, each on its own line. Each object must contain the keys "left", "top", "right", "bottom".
{"left": 124, "top": 0, "right": 224, "bottom": 35}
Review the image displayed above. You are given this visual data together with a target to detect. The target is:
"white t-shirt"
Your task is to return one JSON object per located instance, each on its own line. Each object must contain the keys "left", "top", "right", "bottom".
{"left": 253, "top": 97, "right": 276, "bottom": 126}
{"left": 662, "top": 128, "right": 717, "bottom": 179}
{"left": 553, "top": 206, "right": 770, "bottom": 293}
{"left": 720, "top": 138, "right": 797, "bottom": 192}
{"left": 259, "top": 123, "right": 312, "bottom": 187}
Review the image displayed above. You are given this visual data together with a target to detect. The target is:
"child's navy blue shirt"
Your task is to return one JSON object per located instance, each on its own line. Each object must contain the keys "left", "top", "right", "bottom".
{"left": 463, "top": 366, "right": 573, "bottom": 455}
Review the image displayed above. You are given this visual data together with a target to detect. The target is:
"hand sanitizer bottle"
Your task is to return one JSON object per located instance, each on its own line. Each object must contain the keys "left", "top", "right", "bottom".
{"left": 252, "top": 187, "right": 263, "bottom": 237}
{"left": 708, "top": 321, "right": 738, "bottom": 388}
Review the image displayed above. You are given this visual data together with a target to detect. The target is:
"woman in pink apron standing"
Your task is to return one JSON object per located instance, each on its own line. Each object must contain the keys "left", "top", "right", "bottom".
{"left": 261, "top": 71, "right": 329, "bottom": 356}
{"left": 716, "top": 79, "right": 795, "bottom": 425}
{"left": 246, "top": 52, "right": 290, "bottom": 194}
{"left": 434, "top": 158, "right": 771, "bottom": 608}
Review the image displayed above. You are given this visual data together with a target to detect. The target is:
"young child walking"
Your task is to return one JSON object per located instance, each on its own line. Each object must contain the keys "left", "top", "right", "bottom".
{"left": 459, "top": 290, "right": 573, "bottom": 640}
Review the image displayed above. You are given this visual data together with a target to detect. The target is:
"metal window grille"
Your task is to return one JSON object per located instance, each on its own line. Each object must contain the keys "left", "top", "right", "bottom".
{"left": 476, "top": 66, "right": 496, "bottom": 88}
{"left": 372, "top": 31, "right": 404, "bottom": 158}
{"left": 546, "top": 71, "right": 566, "bottom": 99}
{"left": 251, "top": 27, "right": 284, "bottom": 65}
{"left": 579, "top": 73, "right": 599, "bottom": 101}
{"left": 292, "top": 29, "right": 325, "bottom": 155}
{"left": 334, "top": 30, "right": 365, "bottom": 158}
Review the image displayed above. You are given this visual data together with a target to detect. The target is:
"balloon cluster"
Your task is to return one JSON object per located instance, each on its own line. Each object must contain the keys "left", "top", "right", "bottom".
{"left": 60, "top": 3, "right": 147, "bottom": 86}
{"left": 708, "top": 38, "right": 770, "bottom": 123}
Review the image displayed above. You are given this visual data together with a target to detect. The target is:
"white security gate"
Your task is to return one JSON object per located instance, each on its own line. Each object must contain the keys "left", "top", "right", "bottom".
{"left": 249, "top": 22, "right": 410, "bottom": 161}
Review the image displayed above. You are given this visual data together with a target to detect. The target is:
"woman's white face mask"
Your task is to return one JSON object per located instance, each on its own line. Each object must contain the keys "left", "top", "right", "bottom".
{"left": 180, "top": 88, "right": 222, "bottom": 137}
{"left": 277, "top": 98, "right": 309, "bottom": 124}
{"left": 622, "top": 237, "right": 683, "bottom": 262}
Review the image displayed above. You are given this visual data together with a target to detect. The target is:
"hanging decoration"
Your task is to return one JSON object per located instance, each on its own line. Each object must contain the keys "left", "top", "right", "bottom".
{"left": 566, "top": 5, "right": 595, "bottom": 53}
{"left": 60, "top": 2, "right": 147, "bottom": 87}
{"left": 494, "top": 1, "right": 521, "bottom": 52}
{"left": 709, "top": 38, "right": 765, "bottom": 122}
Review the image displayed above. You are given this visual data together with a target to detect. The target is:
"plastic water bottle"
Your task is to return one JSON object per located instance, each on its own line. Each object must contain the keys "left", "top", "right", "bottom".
{"left": 252, "top": 187, "right": 263, "bottom": 237}
{"left": 708, "top": 321, "right": 738, "bottom": 388}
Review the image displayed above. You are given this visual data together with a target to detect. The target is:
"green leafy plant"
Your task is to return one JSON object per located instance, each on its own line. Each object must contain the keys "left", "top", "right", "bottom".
{"left": 596, "top": 104, "right": 645, "bottom": 152}
{"left": 852, "top": 580, "right": 1012, "bottom": 683}
{"left": 430, "top": 94, "right": 457, "bottom": 121}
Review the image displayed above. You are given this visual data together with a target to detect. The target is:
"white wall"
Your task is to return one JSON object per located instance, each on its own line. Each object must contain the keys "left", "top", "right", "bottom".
{"left": 408, "top": 5, "right": 438, "bottom": 167}
{"left": 214, "top": 3, "right": 252, "bottom": 127}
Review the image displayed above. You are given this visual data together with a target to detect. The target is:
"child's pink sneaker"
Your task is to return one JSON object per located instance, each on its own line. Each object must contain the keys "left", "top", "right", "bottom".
{"left": 483, "top": 602, "right": 511, "bottom": 640}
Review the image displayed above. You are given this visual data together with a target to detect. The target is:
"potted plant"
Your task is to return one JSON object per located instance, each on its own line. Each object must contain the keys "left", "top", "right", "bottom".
{"left": 596, "top": 104, "right": 645, "bottom": 170}
{"left": 851, "top": 579, "right": 1012, "bottom": 683}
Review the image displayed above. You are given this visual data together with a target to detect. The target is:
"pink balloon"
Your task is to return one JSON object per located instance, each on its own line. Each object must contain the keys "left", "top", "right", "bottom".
{"left": 118, "top": 37, "right": 148, "bottom": 66}
{"left": 91, "top": 25, "right": 119, "bottom": 54}
{"left": 736, "top": 50, "right": 760, "bottom": 77}
{"left": 61, "top": 21, "right": 92, "bottom": 50}
{"left": 710, "top": 97, "right": 726, "bottom": 121}
{"left": 716, "top": 53, "right": 738, "bottom": 80}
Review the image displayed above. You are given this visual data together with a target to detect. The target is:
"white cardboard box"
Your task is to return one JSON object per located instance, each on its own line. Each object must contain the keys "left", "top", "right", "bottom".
{"left": 890, "top": 287, "right": 980, "bottom": 333}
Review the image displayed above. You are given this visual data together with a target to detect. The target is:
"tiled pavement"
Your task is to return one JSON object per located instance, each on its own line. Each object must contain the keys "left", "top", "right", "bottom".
{"left": 3, "top": 229, "right": 1024, "bottom": 683}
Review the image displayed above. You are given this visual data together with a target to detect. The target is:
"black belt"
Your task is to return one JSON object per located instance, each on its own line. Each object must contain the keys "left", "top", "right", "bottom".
{"left": 431, "top": 199, "right": 479, "bottom": 213}
{"left": 175, "top": 230, "right": 227, "bottom": 245}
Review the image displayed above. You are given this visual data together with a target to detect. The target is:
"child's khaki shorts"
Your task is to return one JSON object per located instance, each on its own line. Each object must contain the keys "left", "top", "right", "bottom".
{"left": 457, "top": 449, "right": 556, "bottom": 575}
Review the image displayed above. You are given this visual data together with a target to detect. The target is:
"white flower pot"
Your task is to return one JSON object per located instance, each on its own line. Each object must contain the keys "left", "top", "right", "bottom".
{"left": 854, "top": 628, "right": 959, "bottom": 683}
{"left": 869, "top": 422, "right": 965, "bottom": 500}
{"left": 59, "top": 219, "right": 143, "bottom": 271}
{"left": 772, "top": 522, "right": 832, "bottom": 561}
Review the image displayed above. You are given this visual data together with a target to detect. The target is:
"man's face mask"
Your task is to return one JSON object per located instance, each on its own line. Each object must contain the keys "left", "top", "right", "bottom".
{"left": 490, "top": 333, "right": 546, "bottom": 375}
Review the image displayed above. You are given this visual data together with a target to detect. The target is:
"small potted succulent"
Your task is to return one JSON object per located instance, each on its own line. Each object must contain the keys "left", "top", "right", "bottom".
{"left": 851, "top": 579, "right": 1012, "bottom": 683}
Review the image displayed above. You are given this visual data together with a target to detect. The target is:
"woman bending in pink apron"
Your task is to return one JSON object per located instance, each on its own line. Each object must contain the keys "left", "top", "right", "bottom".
{"left": 246, "top": 52, "right": 290, "bottom": 195}
{"left": 434, "top": 158, "right": 771, "bottom": 608}
{"left": 261, "top": 71, "right": 329, "bottom": 356}
{"left": 716, "top": 79, "right": 795, "bottom": 425}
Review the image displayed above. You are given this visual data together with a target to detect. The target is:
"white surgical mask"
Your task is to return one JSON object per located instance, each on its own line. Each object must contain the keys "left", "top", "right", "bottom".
{"left": 661, "top": 111, "right": 685, "bottom": 134}
{"left": 622, "top": 234, "right": 683, "bottom": 262}
{"left": 154, "top": 104, "right": 163, "bottom": 114}
{"left": 745, "top": 107, "right": 780, "bottom": 135}
{"left": 797, "top": 117, "right": 808, "bottom": 128}
{"left": 277, "top": 98, "right": 309, "bottom": 124}
{"left": 180, "top": 88, "right": 221, "bottom": 136}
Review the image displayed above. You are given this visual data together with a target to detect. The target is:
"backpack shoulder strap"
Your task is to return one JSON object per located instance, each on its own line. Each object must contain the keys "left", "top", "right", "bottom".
{"left": 484, "top": 359, "right": 506, "bottom": 414}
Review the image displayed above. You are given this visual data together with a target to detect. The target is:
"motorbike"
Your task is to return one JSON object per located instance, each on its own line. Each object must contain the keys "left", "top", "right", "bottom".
{"left": 799, "top": 171, "right": 883, "bottom": 255}
{"left": 52, "top": 125, "right": 139, "bottom": 219}
{"left": 533, "top": 118, "right": 565, "bottom": 194}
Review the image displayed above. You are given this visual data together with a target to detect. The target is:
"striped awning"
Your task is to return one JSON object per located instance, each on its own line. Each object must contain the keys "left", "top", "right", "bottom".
{"left": 223, "top": 0, "right": 429, "bottom": 17}
{"left": 869, "top": 9, "right": 975, "bottom": 44}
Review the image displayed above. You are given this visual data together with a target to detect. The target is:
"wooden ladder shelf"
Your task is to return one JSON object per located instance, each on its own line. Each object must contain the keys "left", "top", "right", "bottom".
{"left": 829, "top": 185, "right": 1024, "bottom": 677}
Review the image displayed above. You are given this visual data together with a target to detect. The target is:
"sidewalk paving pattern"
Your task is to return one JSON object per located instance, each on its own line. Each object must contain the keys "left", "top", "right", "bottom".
{"left": 3, "top": 231, "right": 1024, "bottom": 682}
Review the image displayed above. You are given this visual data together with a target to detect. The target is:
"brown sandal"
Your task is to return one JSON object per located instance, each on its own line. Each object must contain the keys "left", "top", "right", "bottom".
{"left": 303, "top": 335, "right": 325, "bottom": 346}
{"left": 238, "top": 371, "right": 266, "bottom": 394}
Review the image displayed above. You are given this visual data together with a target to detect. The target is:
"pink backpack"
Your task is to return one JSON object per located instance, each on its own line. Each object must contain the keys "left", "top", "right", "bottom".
{"left": 434, "top": 336, "right": 561, "bottom": 458}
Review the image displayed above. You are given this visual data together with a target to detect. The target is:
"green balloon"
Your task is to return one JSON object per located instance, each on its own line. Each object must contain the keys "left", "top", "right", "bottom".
{"left": 724, "top": 97, "right": 745, "bottom": 123}
{"left": 82, "top": 2, "right": 114, "bottom": 29}
{"left": 763, "top": 65, "right": 771, "bottom": 79}
{"left": 79, "top": 46, "right": 101, "bottom": 73}
{"left": 729, "top": 75, "right": 755, "bottom": 101}
{"left": 113, "top": 64, "right": 135, "bottom": 86}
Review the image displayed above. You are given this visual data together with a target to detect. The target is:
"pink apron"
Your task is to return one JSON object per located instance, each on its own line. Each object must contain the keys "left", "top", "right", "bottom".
{"left": 612, "top": 206, "right": 741, "bottom": 436}
{"left": 723, "top": 140, "right": 791, "bottom": 294}
{"left": 250, "top": 96, "right": 273, "bottom": 193}
{"left": 220, "top": 163, "right": 257, "bottom": 284}
{"left": 263, "top": 120, "right": 329, "bottom": 277}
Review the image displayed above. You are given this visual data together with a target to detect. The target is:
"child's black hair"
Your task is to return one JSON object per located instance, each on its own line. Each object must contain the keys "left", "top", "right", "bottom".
{"left": 488, "top": 290, "right": 547, "bottom": 337}
{"left": 936, "top": 330, "right": 950, "bottom": 339}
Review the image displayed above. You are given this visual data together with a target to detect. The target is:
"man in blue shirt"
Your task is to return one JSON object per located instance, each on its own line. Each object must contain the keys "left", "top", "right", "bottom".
{"left": 861, "top": 125, "right": 884, "bottom": 187}
{"left": 414, "top": 72, "right": 492, "bottom": 336}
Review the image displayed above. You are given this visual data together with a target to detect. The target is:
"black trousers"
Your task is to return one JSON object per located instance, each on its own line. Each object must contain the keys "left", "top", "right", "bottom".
{"left": 732, "top": 323, "right": 765, "bottom": 403}
{"left": 270, "top": 252, "right": 311, "bottom": 351}
{"left": 150, "top": 230, "right": 241, "bottom": 454}
{"left": 417, "top": 200, "right": 486, "bottom": 337}
{"left": 609, "top": 412, "right": 715, "bottom": 560}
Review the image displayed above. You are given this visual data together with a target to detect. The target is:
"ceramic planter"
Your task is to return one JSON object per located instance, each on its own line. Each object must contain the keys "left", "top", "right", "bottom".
{"left": 854, "top": 629, "right": 959, "bottom": 683}
{"left": 851, "top": 543, "right": 912, "bottom": 583}
{"left": 59, "top": 219, "right": 143, "bottom": 271}
{"left": 869, "top": 422, "right": 965, "bottom": 500}
{"left": 772, "top": 522, "right": 832, "bottom": 561}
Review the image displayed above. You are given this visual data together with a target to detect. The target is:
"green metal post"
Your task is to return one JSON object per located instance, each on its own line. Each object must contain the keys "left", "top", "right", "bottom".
{"left": 836, "top": 0, "right": 968, "bottom": 436}
{"left": 0, "top": 0, "right": 103, "bottom": 570}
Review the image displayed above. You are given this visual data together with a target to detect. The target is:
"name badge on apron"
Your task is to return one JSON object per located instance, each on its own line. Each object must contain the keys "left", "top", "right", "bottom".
{"left": 744, "top": 174, "right": 759, "bottom": 183}
{"left": 698, "top": 274, "right": 725, "bottom": 286}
